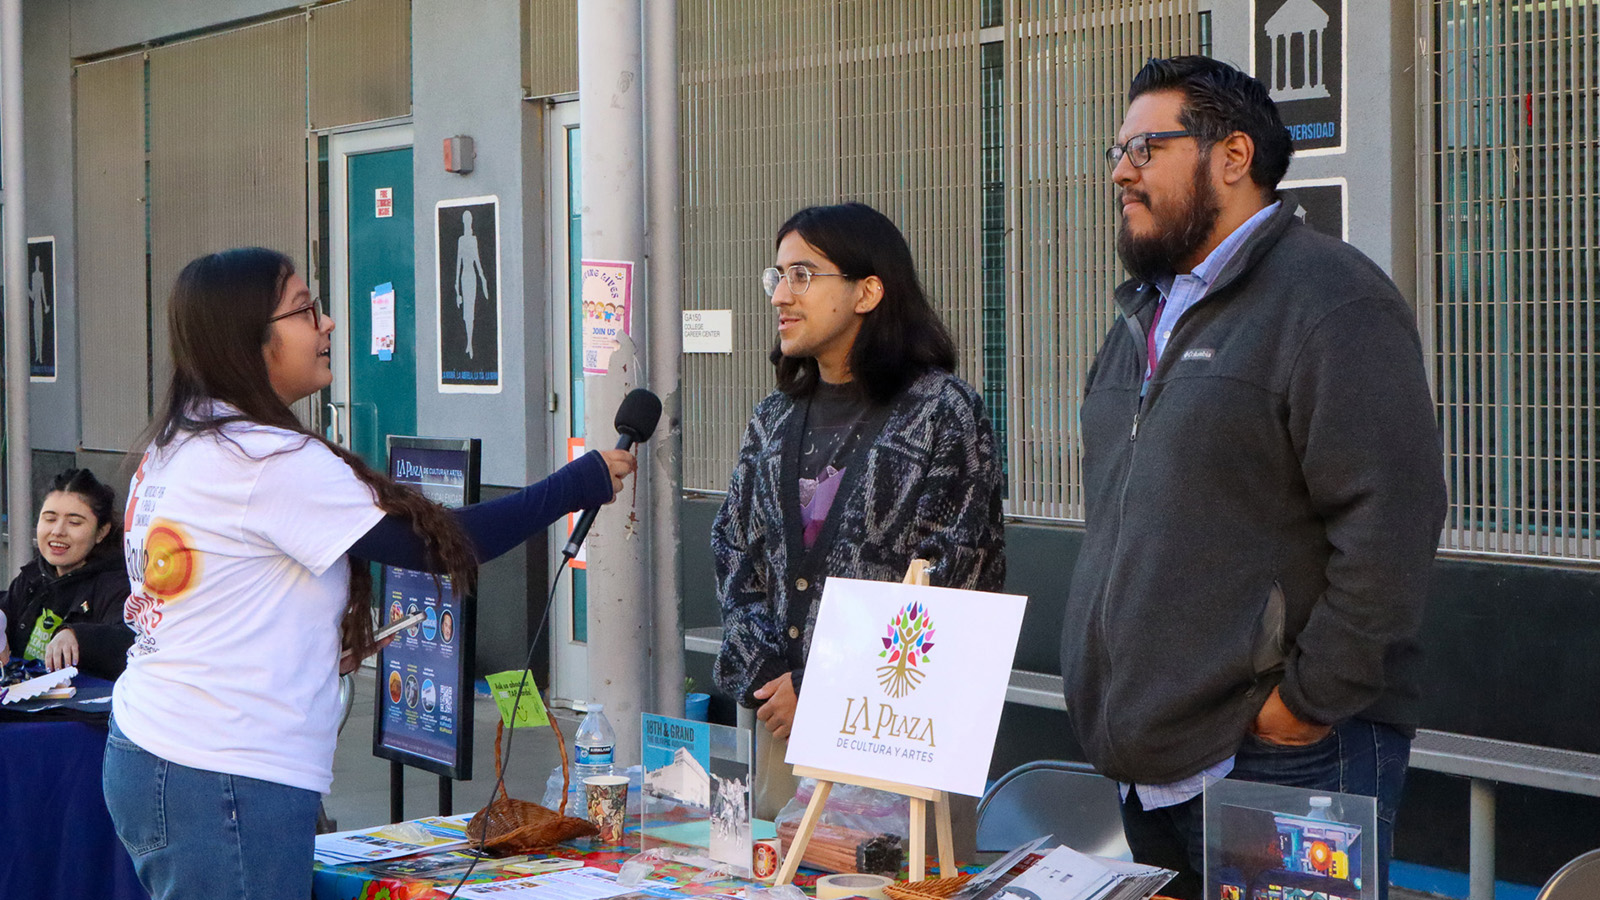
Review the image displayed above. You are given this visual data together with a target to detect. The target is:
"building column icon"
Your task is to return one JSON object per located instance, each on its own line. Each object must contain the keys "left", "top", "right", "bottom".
{"left": 1264, "top": 0, "right": 1332, "bottom": 101}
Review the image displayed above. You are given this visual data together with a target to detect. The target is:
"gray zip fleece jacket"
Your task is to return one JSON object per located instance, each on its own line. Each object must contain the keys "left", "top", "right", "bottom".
{"left": 1061, "top": 198, "right": 1448, "bottom": 786}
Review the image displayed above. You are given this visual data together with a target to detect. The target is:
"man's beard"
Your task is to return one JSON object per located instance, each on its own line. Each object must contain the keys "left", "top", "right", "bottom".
{"left": 1116, "top": 154, "right": 1221, "bottom": 283}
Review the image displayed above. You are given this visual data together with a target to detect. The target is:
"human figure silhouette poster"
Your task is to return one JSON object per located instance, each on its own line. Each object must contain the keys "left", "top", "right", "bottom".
{"left": 27, "top": 237, "right": 56, "bottom": 383}
{"left": 435, "top": 196, "right": 502, "bottom": 393}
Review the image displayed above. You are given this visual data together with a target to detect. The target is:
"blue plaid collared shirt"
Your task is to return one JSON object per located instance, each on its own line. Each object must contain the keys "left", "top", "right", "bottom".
{"left": 1149, "top": 200, "right": 1281, "bottom": 366}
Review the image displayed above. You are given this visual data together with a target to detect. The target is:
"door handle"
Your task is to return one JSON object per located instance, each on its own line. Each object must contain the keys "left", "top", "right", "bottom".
{"left": 326, "top": 401, "right": 345, "bottom": 445}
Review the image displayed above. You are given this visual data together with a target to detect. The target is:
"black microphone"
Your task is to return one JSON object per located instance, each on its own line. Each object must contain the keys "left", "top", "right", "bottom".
{"left": 563, "top": 388, "right": 662, "bottom": 560}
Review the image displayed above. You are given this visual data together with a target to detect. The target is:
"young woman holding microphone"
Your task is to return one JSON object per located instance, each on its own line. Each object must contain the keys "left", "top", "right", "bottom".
{"left": 103, "top": 247, "right": 635, "bottom": 899}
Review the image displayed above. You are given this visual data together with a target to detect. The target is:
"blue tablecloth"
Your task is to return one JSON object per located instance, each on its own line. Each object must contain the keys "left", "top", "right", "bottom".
{"left": 0, "top": 678, "right": 148, "bottom": 900}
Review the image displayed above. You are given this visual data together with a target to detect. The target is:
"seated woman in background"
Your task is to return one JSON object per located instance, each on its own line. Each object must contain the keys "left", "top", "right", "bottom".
{"left": 0, "top": 468, "right": 133, "bottom": 679}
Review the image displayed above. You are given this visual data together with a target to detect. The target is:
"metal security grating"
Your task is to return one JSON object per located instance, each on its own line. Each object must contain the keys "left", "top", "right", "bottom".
{"left": 677, "top": 0, "right": 1203, "bottom": 503}
{"left": 148, "top": 15, "right": 310, "bottom": 394}
{"left": 677, "top": 1, "right": 987, "bottom": 493}
{"left": 835, "top": 3, "right": 984, "bottom": 401}
{"left": 678, "top": 0, "right": 851, "bottom": 492}
{"left": 981, "top": 40, "right": 1008, "bottom": 475}
{"left": 309, "top": 0, "right": 412, "bottom": 130}
{"left": 526, "top": 0, "right": 579, "bottom": 97}
{"left": 1006, "top": 1, "right": 1199, "bottom": 520}
{"left": 72, "top": 5, "right": 413, "bottom": 446}
{"left": 1418, "top": 1, "right": 1600, "bottom": 561}
{"left": 75, "top": 53, "right": 150, "bottom": 452}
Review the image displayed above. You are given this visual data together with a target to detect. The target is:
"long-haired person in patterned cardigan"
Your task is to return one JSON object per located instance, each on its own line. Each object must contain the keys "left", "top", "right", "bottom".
{"left": 711, "top": 201, "right": 1005, "bottom": 820}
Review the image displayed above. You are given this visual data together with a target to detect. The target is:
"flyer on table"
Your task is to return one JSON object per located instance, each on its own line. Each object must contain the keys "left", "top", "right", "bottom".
{"left": 785, "top": 577, "right": 1026, "bottom": 797}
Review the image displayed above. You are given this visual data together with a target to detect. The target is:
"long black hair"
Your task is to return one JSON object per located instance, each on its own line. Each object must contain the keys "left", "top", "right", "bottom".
{"left": 771, "top": 202, "right": 956, "bottom": 404}
{"left": 139, "top": 247, "right": 477, "bottom": 658}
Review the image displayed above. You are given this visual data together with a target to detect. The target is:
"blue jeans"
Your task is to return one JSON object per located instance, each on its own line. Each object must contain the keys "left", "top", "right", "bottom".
{"left": 1119, "top": 718, "right": 1410, "bottom": 900}
{"left": 102, "top": 720, "right": 322, "bottom": 900}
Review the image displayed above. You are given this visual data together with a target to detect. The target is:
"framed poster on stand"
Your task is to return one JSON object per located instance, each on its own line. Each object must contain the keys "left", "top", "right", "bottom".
{"left": 779, "top": 560, "right": 1027, "bottom": 884}
{"left": 373, "top": 437, "right": 481, "bottom": 790}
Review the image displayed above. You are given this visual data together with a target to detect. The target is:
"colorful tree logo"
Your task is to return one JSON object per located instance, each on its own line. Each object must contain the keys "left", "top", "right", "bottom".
{"left": 876, "top": 601, "right": 935, "bottom": 698}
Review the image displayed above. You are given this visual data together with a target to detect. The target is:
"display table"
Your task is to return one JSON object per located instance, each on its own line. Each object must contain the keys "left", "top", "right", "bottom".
{"left": 0, "top": 676, "right": 148, "bottom": 900}
{"left": 311, "top": 820, "right": 1170, "bottom": 900}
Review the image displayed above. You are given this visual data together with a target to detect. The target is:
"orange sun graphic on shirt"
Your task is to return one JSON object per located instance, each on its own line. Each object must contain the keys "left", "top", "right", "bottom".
{"left": 144, "top": 520, "right": 201, "bottom": 601}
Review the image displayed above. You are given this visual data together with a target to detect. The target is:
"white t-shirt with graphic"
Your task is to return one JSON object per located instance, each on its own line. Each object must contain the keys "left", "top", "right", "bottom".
{"left": 114, "top": 418, "right": 386, "bottom": 794}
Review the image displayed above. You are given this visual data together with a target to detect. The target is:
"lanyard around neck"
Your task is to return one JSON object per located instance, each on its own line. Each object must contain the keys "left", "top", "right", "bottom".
{"left": 1145, "top": 296, "right": 1168, "bottom": 383}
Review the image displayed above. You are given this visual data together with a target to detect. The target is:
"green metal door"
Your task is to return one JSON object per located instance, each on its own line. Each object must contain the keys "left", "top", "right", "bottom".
{"left": 346, "top": 148, "right": 417, "bottom": 468}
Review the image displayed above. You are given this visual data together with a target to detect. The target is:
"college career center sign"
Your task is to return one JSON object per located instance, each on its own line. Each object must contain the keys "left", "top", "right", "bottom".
{"left": 786, "top": 577, "right": 1027, "bottom": 798}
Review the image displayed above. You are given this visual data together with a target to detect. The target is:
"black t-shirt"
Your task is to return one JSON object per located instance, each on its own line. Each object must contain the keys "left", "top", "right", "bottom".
{"left": 799, "top": 380, "right": 871, "bottom": 481}
{"left": 797, "top": 380, "right": 871, "bottom": 547}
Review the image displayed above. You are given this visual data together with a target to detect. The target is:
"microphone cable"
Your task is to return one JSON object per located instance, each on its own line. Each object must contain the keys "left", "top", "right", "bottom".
{"left": 443, "top": 393, "right": 658, "bottom": 896}
{"left": 444, "top": 549, "right": 572, "bottom": 899}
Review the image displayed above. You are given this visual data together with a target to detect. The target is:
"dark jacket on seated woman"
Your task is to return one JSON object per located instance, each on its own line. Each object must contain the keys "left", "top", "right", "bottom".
{"left": 2, "top": 553, "right": 133, "bottom": 679}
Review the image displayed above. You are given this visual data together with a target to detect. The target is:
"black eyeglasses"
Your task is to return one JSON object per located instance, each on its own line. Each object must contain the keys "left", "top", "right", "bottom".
{"left": 1105, "top": 130, "right": 1194, "bottom": 171}
{"left": 269, "top": 298, "right": 325, "bottom": 328}
{"left": 762, "top": 264, "right": 851, "bottom": 297}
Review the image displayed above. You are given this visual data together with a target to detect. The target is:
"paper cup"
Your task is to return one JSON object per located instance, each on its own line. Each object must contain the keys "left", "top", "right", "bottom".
{"left": 583, "top": 775, "right": 629, "bottom": 843}
{"left": 684, "top": 692, "right": 711, "bottom": 721}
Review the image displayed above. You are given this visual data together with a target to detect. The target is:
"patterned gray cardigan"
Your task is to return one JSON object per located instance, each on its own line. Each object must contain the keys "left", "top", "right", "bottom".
{"left": 711, "top": 369, "right": 1006, "bottom": 707}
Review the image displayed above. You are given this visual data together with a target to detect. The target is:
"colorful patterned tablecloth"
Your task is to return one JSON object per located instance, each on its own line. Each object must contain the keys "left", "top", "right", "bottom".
{"left": 313, "top": 835, "right": 828, "bottom": 900}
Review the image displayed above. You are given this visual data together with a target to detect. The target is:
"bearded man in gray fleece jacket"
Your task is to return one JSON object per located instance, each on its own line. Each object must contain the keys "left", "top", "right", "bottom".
{"left": 1062, "top": 56, "right": 1447, "bottom": 900}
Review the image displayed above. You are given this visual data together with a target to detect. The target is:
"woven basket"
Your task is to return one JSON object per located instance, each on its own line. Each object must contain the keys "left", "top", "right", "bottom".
{"left": 466, "top": 710, "right": 598, "bottom": 852}
{"left": 883, "top": 873, "right": 974, "bottom": 900}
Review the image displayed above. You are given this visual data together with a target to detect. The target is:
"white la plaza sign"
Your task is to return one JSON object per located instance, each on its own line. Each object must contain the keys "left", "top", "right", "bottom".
{"left": 786, "top": 577, "right": 1027, "bottom": 797}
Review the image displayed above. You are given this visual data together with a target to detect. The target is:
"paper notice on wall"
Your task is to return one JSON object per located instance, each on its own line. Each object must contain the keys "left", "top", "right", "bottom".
{"left": 682, "top": 309, "right": 733, "bottom": 354}
{"left": 581, "top": 260, "right": 633, "bottom": 374}
{"left": 372, "top": 283, "right": 396, "bottom": 359}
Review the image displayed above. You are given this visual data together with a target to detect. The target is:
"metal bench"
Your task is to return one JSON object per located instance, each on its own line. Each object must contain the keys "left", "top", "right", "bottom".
{"left": 1409, "top": 730, "right": 1600, "bottom": 900}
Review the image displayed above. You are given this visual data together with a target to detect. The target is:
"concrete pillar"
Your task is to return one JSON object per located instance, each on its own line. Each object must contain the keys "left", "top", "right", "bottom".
{"left": 644, "top": 0, "right": 685, "bottom": 721}
{"left": 2, "top": 0, "right": 32, "bottom": 578}
{"left": 578, "top": 0, "right": 650, "bottom": 766}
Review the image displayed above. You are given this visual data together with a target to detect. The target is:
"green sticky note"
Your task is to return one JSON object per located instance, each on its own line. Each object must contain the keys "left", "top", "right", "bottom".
{"left": 485, "top": 670, "right": 549, "bottom": 729}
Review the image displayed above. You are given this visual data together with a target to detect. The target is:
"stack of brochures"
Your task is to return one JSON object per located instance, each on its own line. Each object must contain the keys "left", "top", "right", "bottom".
{"left": 956, "top": 837, "right": 1174, "bottom": 900}
{"left": 452, "top": 865, "right": 686, "bottom": 900}
{"left": 312, "top": 814, "right": 474, "bottom": 865}
{"left": 371, "top": 853, "right": 582, "bottom": 881}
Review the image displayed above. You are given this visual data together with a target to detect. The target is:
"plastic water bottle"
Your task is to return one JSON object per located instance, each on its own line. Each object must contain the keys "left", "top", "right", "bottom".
{"left": 573, "top": 702, "right": 616, "bottom": 782}
{"left": 1307, "top": 795, "right": 1334, "bottom": 819}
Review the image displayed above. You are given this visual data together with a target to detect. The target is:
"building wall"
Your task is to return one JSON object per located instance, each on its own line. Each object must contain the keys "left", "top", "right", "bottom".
{"left": 411, "top": 0, "right": 544, "bottom": 488}
{"left": 409, "top": 0, "right": 552, "bottom": 672}
{"left": 18, "top": 0, "right": 548, "bottom": 671}
{"left": 68, "top": 0, "right": 294, "bottom": 57}
{"left": 23, "top": 0, "right": 77, "bottom": 453}
{"left": 1201, "top": 0, "right": 1413, "bottom": 293}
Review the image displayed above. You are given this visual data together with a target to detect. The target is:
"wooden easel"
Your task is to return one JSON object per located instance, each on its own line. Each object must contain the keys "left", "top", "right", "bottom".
{"left": 774, "top": 559, "right": 957, "bottom": 885}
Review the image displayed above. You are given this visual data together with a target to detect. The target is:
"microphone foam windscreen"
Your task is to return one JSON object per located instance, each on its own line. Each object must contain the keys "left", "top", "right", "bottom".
{"left": 615, "top": 388, "right": 663, "bottom": 442}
